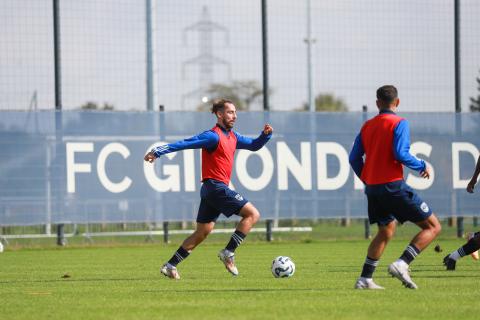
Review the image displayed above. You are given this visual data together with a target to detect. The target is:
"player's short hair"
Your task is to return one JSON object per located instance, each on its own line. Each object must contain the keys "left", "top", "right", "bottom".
{"left": 376, "top": 85, "right": 398, "bottom": 104}
{"left": 211, "top": 99, "right": 233, "bottom": 114}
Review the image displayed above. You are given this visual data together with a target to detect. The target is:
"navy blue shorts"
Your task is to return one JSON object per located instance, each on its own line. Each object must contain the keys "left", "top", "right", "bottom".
{"left": 366, "top": 181, "right": 432, "bottom": 226}
{"left": 197, "top": 179, "right": 249, "bottom": 223}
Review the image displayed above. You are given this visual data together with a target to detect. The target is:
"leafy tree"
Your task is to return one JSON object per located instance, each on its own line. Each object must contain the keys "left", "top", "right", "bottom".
{"left": 470, "top": 70, "right": 480, "bottom": 112}
{"left": 80, "top": 102, "right": 114, "bottom": 111}
{"left": 197, "top": 80, "right": 266, "bottom": 111}
{"left": 299, "top": 93, "right": 348, "bottom": 112}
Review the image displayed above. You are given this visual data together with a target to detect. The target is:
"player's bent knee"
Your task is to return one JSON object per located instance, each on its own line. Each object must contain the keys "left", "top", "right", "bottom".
{"left": 430, "top": 214, "right": 442, "bottom": 235}
{"left": 435, "top": 222, "right": 442, "bottom": 235}
{"left": 379, "top": 228, "right": 394, "bottom": 240}
{"left": 250, "top": 209, "right": 260, "bottom": 224}
{"left": 240, "top": 203, "right": 260, "bottom": 221}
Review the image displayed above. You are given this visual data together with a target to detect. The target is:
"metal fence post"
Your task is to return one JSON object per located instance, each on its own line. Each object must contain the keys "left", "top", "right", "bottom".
{"left": 163, "top": 221, "right": 169, "bottom": 243}
{"left": 266, "top": 219, "right": 273, "bottom": 242}
{"left": 457, "top": 216, "right": 464, "bottom": 238}
{"left": 56, "top": 224, "right": 66, "bottom": 246}
{"left": 364, "top": 219, "right": 370, "bottom": 239}
{"left": 474, "top": 217, "right": 478, "bottom": 227}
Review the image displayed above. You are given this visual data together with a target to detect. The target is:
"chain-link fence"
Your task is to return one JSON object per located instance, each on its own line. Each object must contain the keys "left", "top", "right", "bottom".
{"left": 1, "top": 0, "right": 480, "bottom": 112}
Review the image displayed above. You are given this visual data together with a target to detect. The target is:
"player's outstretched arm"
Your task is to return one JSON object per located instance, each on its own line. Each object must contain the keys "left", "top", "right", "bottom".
{"left": 393, "top": 120, "right": 427, "bottom": 176}
{"left": 467, "top": 156, "right": 480, "bottom": 193}
{"left": 145, "top": 130, "right": 219, "bottom": 162}
{"left": 235, "top": 124, "right": 273, "bottom": 151}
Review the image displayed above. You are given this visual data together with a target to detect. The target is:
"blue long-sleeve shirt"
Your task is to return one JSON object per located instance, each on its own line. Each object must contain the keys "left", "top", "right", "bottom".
{"left": 349, "top": 111, "right": 426, "bottom": 181}
{"left": 151, "top": 125, "right": 272, "bottom": 157}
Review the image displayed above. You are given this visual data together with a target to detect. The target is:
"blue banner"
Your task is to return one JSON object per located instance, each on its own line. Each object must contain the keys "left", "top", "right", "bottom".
{"left": 0, "top": 111, "right": 479, "bottom": 225}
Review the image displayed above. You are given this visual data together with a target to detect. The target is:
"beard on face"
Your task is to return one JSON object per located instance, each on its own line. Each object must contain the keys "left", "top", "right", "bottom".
{"left": 222, "top": 118, "right": 234, "bottom": 129}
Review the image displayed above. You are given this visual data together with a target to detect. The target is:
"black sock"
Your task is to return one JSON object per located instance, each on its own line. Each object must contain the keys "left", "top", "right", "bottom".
{"left": 167, "top": 246, "right": 190, "bottom": 267}
{"left": 360, "top": 256, "right": 379, "bottom": 278}
{"left": 225, "top": 230, "right": 246, "bottom": 252}
{"left": 460, "top": 237, "right": 480, "bottom": 256}
{"left": 399, "top": 244, "right": 420, "bottom": 265}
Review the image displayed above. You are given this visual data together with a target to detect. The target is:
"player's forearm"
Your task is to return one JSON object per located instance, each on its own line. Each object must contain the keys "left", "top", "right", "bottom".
{"left": 237, "top": 131, "right": 271, "bottom": 151}
{"left": 393, "top": 137, "right": 425, "bottom": 172}
{"left": 393, "top": 120, "right": 426, "bottom": 171}
{"left": 151, "top": 133, "right": 217, "bottom": 157}
{"left": 249, "top": 132, "right": 271, "bottom": 151}
{"left": 349, "top": 134, "right": 364, "bottom": 178}
{"left": 349, "top": 158, "right": 363, "bottom": 179}
{"left": 396, "top": 152, "right": 426, "bottom": 172}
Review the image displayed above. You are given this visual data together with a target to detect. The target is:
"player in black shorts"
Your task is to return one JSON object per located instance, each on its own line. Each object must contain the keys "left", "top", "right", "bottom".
{"left": 144, "top": 99, "right": 273, "bottom": 279}
{"left": 444, "top": 155, "right": 480, "bottom": 269}
{"left": 350, "top": 85, "right": 442, "bottom": 289}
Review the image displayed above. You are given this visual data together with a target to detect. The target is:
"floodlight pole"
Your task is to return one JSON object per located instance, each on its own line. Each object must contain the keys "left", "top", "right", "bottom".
{"left": 306, "top": 0, "right": 315, "bottom": 112}
{"left": 53, "top": 0, "right": 62, "bottom": 110}
{"left": 261, "top": 0, "right": 270, "bottom": 111}
{"left": 453, "top": 0, "right": 462, "bottom": 233}
{"left": 53, "top": 0, "right": 66, "bottom": 246}
{"left": 454, "top": 0, "right": 461, "bottom": 113}
{"left": 146, "top": 0, "right": 157, "bottom": 111}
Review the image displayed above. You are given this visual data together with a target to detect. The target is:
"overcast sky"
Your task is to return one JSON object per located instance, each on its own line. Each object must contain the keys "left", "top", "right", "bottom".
{"left": 1, "top": 0, "right": 479, "bottom": 112}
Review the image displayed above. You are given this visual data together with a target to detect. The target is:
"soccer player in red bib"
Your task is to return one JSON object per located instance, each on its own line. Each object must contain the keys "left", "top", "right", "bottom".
{"left": 144, "top": 99, "right": 273, "bottom": 279}
{"left": 349, "top": 85, "right": 441, "bottom": 289}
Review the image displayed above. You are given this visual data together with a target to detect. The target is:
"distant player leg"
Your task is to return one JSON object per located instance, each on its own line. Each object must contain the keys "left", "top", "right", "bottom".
{"left": 444, "top": 231, "right": 480, "bottom": 270}
{"left": 219, "top": 202, "right": 260, "bottom": 276}
{"left": 161, "top": 222, "right": 215, "bottom": 279}
{"left": 355, "top": 222, "right": 395, "bottom": 289}
{"left": 467, "top": 232, "right": 480, "bottom": 260}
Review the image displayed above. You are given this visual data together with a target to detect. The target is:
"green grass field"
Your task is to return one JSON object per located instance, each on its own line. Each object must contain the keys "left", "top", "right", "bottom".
{"left": 1, "top": 234, "right": 480, "bottom": 320}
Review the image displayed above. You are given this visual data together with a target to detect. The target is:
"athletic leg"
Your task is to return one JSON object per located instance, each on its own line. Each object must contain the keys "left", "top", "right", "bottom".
{"left": 225, "top": 202, "right": 260, "bottom": 252}
{"left": 409, "top": 213, "right": 442, "bottom": 251}
{"left": 388, "top": 213, "right": 441, "bottom": 289}
{"left": 181, "top": 222, "right": 215, "bottom": 251}
{"left": 444, "top": 231, "right": 480, "bottom": 270}
{"left": 161, "top": 222, "right": 215, "bottom": 279}
{"left": 367, "top": 221, "right": 396, "bottom": 260}
{"left": 355, "top": 222, "right": 395, "bottom": 289}
{"left": 219, "top": 203, "right": 260, "bottom": 276}
{"left": 168, "top": 221, "right": 215, "bottom": 265}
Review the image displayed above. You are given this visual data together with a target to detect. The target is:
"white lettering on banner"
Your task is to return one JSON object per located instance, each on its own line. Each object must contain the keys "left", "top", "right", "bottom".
{"left": 235, "top": 148, "right": 274, "bottom": 191}
{"left": 183, "top": 149, "right": 196, "bottom": 192}
{"left": 64, "top": 140, "right": 451, "bottom": 194}
{"left": 277, "top": 142, "right": 312, "bottom": 190}
{"left": 66, "top": 142, "right": 94, "bottom": 193}
{"left": 353, "top": 174, "right": 364, "bottom": 190}
{"left": 452, "top": 142, "right": 479, "bottom": 189}
{"left": 406, "top": 142, "right": 434, "bottom": 190}
{"left": 144, "top": 142, "right": 180, "bottom": 192}
{"left": 316, "top": 142, "right": 350, "bottom": 190}
{"left": 97, "top": 143, "right": 132, "bottom": 193}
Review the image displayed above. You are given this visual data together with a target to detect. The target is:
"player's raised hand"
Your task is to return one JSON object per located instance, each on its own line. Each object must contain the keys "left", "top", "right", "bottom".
{"left": 466, "top": 179, "right": 476, "bottom": 193}
{"left": 263, "top": 124, "right": 273, "bottom": 135}
{"left": 144, "top": 151, "right": 156, "bottom": 163}
{"left": 420, "top": 167, "right": 430, "bottom": 179}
